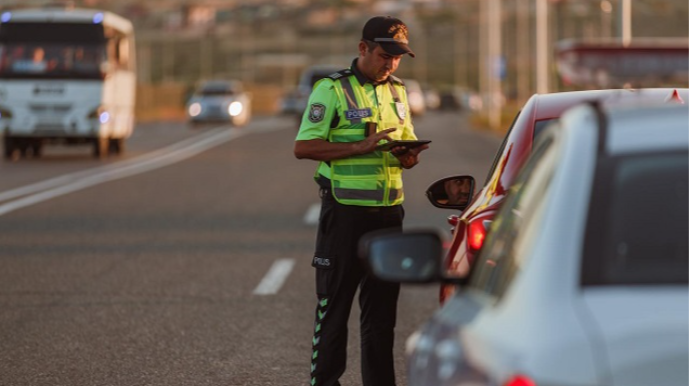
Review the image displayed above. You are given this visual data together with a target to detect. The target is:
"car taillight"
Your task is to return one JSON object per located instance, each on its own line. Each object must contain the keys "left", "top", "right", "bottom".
{"left": 467, "top": 219, "right": 487, "bottom": 251}
{"left": 504, "top": 375, "right": 536, "bottom": 386}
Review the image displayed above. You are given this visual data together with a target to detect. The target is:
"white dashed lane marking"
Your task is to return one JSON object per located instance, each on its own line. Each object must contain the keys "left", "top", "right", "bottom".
{"left": 303, "top": 203, "right": 320, "bottom": 226}
{"left": 253, "top": 258, "right": 296, "bottom": 295}
{"left": 0, "top": 128, "right": 244, "bottom": 217}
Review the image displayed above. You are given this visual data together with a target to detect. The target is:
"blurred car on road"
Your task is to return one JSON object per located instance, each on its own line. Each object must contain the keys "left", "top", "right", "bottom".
{"left": 279, "top": 89, "right": 300, "bottom": 116}
{"left": 439, "top": 86, "right": 482, "bottom": 111}
{"left": 361, "top": 101, "right": 689, "bottom": 386}
{"left": 186, "top": 80, "right": 251, "bottom": 127}
{"left": 427, "top": 88, "right": 688, "bottom": 303}
{"left": 422, "top": 84, "right": 441, "bottom": 111}
{"left": 292, "top": 64, "right": 343, "bottom": 126}
{"left": 402, "top": 78, "right": 427, "bottom": 116}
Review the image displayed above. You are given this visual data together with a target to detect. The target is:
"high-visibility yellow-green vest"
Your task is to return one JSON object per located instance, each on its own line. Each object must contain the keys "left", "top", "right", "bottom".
{"left": 324, "top": 69, "right": 412, "bottom": 206}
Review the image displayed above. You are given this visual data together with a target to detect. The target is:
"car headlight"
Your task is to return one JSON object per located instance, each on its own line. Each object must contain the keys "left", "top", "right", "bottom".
{"left": 0, "top": 106, "right": 12, "bottom": 119}
{"left": 188, "top": 103, "right": 202, "bottom": 117}
{"left": 228, "top": 101, "right": 243, "bottom": 117}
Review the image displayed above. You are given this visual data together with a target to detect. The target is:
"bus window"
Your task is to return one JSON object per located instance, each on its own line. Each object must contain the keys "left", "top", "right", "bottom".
{"left": 0, "top": 22, "right": 107, "bottom": 80}
{"left": 105, "top": 30, "right": 131, "bottom": 72}
{"left": 0, "top": 42, "right": 104, "bottom": 79}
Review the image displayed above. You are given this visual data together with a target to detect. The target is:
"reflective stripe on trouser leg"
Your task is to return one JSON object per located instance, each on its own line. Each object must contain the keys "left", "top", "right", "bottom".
{"left": 310, "top": 199, "right": 404, "bottom": 386}
{"left": 311, "top": 296, "right": 329, "bottom": 386}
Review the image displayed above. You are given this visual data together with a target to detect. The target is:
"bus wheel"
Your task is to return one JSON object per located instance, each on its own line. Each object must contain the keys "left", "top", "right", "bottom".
{"left": 108, "top": 138, "right": 124, "bottom": 155}
{"left": 30, "top": 141, "right": 43, "bottom": 158}
{"left": 93, "top": 138, "right": 109, "bottom": 159}
{"left": 3, "top": 136, "right": 16, "bottom": 160}
{"left": 18, "top": 141, "right": 28, "bottom": 158}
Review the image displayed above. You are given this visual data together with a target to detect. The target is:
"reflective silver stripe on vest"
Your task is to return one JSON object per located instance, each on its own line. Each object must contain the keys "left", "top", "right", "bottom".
{"left": 389, "top": 187, "right": 403, "bottom": 201}
{"left": 339, "top": 78, "right": 362, "bottom": 124}
{"left": 387, "top": 82, "right": 404, "bottom": 125}
{"left": 334, "top": 187, "right": 402, "bottom": 202}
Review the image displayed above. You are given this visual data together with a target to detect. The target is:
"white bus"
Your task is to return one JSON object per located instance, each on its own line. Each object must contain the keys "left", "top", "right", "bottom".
{"left": 0, "top": 6, "right": 136, "bottom": 159}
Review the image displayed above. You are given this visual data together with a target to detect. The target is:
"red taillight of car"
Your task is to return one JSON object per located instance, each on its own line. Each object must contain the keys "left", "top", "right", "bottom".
{"left": 504, "top": 375, "right": 537, "bottom": 386}
{"left": 467, "top": 219, "right": 487, "bottom": 252}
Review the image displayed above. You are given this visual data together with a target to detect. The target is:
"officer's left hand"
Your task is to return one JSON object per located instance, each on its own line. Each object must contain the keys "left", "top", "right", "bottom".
{"left": 392, "top": 144, "right": 428, "bottom": 169}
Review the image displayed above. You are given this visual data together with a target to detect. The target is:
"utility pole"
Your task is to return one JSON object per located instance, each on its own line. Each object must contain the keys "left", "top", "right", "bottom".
{"left": 487, "top": 0, "right": 502, "bottom": 129}
{"left": 601, "top": 0, "right": 613, "bottom": 39}
{"left": 138, "top": 38, "right": 151, "bottom": 84}
{"left": 535, "top": 0, "right": 548, "bottom": 94}
{"left": 412, "top": 20, "right": 428, "bottom": 86}
{"left": 619, "top": 0, "right": 631, "bottom": 46}
{"left": 164, "top": 38, "right": 175, "bottom": 83}
{"left": 200, "top": 37, "right": 211, "bottom": 80}
{"left": 454, "top": 12, "right": 466, "bottom": 88}
{"left": 478, "top": 0, "right": 488, "bottom": 108}
{"left": 517, "top": 0, "right": 530, "bottom": 103}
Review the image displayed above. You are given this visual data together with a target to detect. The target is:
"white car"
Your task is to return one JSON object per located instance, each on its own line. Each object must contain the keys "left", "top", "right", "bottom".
{"left": 361, "top": 101, "right": 689, "bottom": 386}
{"left": 402, "top": 78, "right": 426, "bottom": 116}
{"left": 186, "top": 80, "right": 251, "bottom": 127}
{"left": 293, "top": 64, "right": 343, "bottom": 127}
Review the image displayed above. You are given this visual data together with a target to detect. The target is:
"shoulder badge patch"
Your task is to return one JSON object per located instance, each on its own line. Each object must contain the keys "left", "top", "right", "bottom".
{"left": 327, "top": 69, "right": 353, "bottom": 80}
{"left": 308, "top": 103, "right": 326, "bottom": 123}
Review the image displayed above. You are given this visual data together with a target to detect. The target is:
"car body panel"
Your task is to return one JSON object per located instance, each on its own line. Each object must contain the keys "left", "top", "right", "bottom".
{"left": 463, "top": 116, "right": 601, "bottom": 385}
{"left": 606, "top": 106, "right": 689, "bottom": 154}
{"left": 400, "top": 102, "right": 689, "bottom": 386}
{"left": 440, "top": 88, "right": 688, "bottom": 303}
{"left": 582, "top": 288, "right": 688, "bottom": 386}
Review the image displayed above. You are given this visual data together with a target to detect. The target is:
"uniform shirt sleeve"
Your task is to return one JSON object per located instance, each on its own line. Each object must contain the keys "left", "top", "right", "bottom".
{"left": 295, "top": 79, "right": 339, "bottom": 141}
{"left": 399, "top": 84, "right": 418, "bottom": 141}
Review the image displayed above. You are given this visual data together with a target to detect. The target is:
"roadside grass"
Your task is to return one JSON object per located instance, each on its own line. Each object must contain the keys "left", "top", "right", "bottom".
{"left": 469, "top": 102, "right": 522, "bottom": 135}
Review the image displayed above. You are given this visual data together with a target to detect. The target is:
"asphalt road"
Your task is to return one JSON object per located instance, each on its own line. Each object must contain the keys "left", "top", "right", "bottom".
{"left": 0, "top": 111, "right": 501, "bottom": 386}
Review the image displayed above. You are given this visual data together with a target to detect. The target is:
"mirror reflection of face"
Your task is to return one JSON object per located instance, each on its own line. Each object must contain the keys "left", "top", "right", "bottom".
{"left": 443, "top": 178, "right": 471, "bottom": 205}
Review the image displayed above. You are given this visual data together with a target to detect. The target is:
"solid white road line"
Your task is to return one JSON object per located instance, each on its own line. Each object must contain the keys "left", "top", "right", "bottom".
{"left": 253, "top": 258, "right": 296, "bottom": 295}
{"left": 0, "top": 120, "right": 289, "bottom": 208}
{"left": 0, "top": 128, "right": 243, "bottom": 217}
{"left": 0, "top": 127, "right": 232, "bottom": 204}
{"left": 303, "top": 203, "right": 321, "bottom": 226}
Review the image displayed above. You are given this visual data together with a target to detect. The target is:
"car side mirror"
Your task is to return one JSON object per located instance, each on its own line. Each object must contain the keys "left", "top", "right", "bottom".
{"left": 426, "top": 175, "right": 475, "bottom": 210}
{"left": 358, "top": 229, "right": 444, "bottom": 284}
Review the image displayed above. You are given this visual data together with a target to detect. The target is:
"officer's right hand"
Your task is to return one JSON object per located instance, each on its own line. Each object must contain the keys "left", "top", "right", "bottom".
{"left": 356, "top": 128, "right": 396, "bottom": 154}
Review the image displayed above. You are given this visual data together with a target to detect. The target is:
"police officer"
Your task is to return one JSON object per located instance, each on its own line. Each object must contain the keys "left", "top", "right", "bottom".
{"left": 294, "top": 16, "right": 428, "bottom": 386}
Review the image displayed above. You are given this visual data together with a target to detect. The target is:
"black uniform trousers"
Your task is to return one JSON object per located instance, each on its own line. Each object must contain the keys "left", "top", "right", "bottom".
{"left": 310, "top": 187, "right": 403, "bottom": 386}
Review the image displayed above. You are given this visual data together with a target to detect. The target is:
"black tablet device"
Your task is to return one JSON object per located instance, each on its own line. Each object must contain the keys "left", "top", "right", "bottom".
{"left": 376, "top": 140, "right": 431, "bottom": 152}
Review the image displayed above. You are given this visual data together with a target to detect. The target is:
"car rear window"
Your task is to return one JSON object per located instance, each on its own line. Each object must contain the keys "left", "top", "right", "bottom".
{"left": 582, "top": 151, "right": 689, "bottom": 286}
{"left": 469, "top": 133, "right": 557, "bottom": 298}
{"left": 199, "top": 83, "right": 236, "bottom": 96}
{"left": 533, "top": 118, "right": 558, "bottom": 140}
